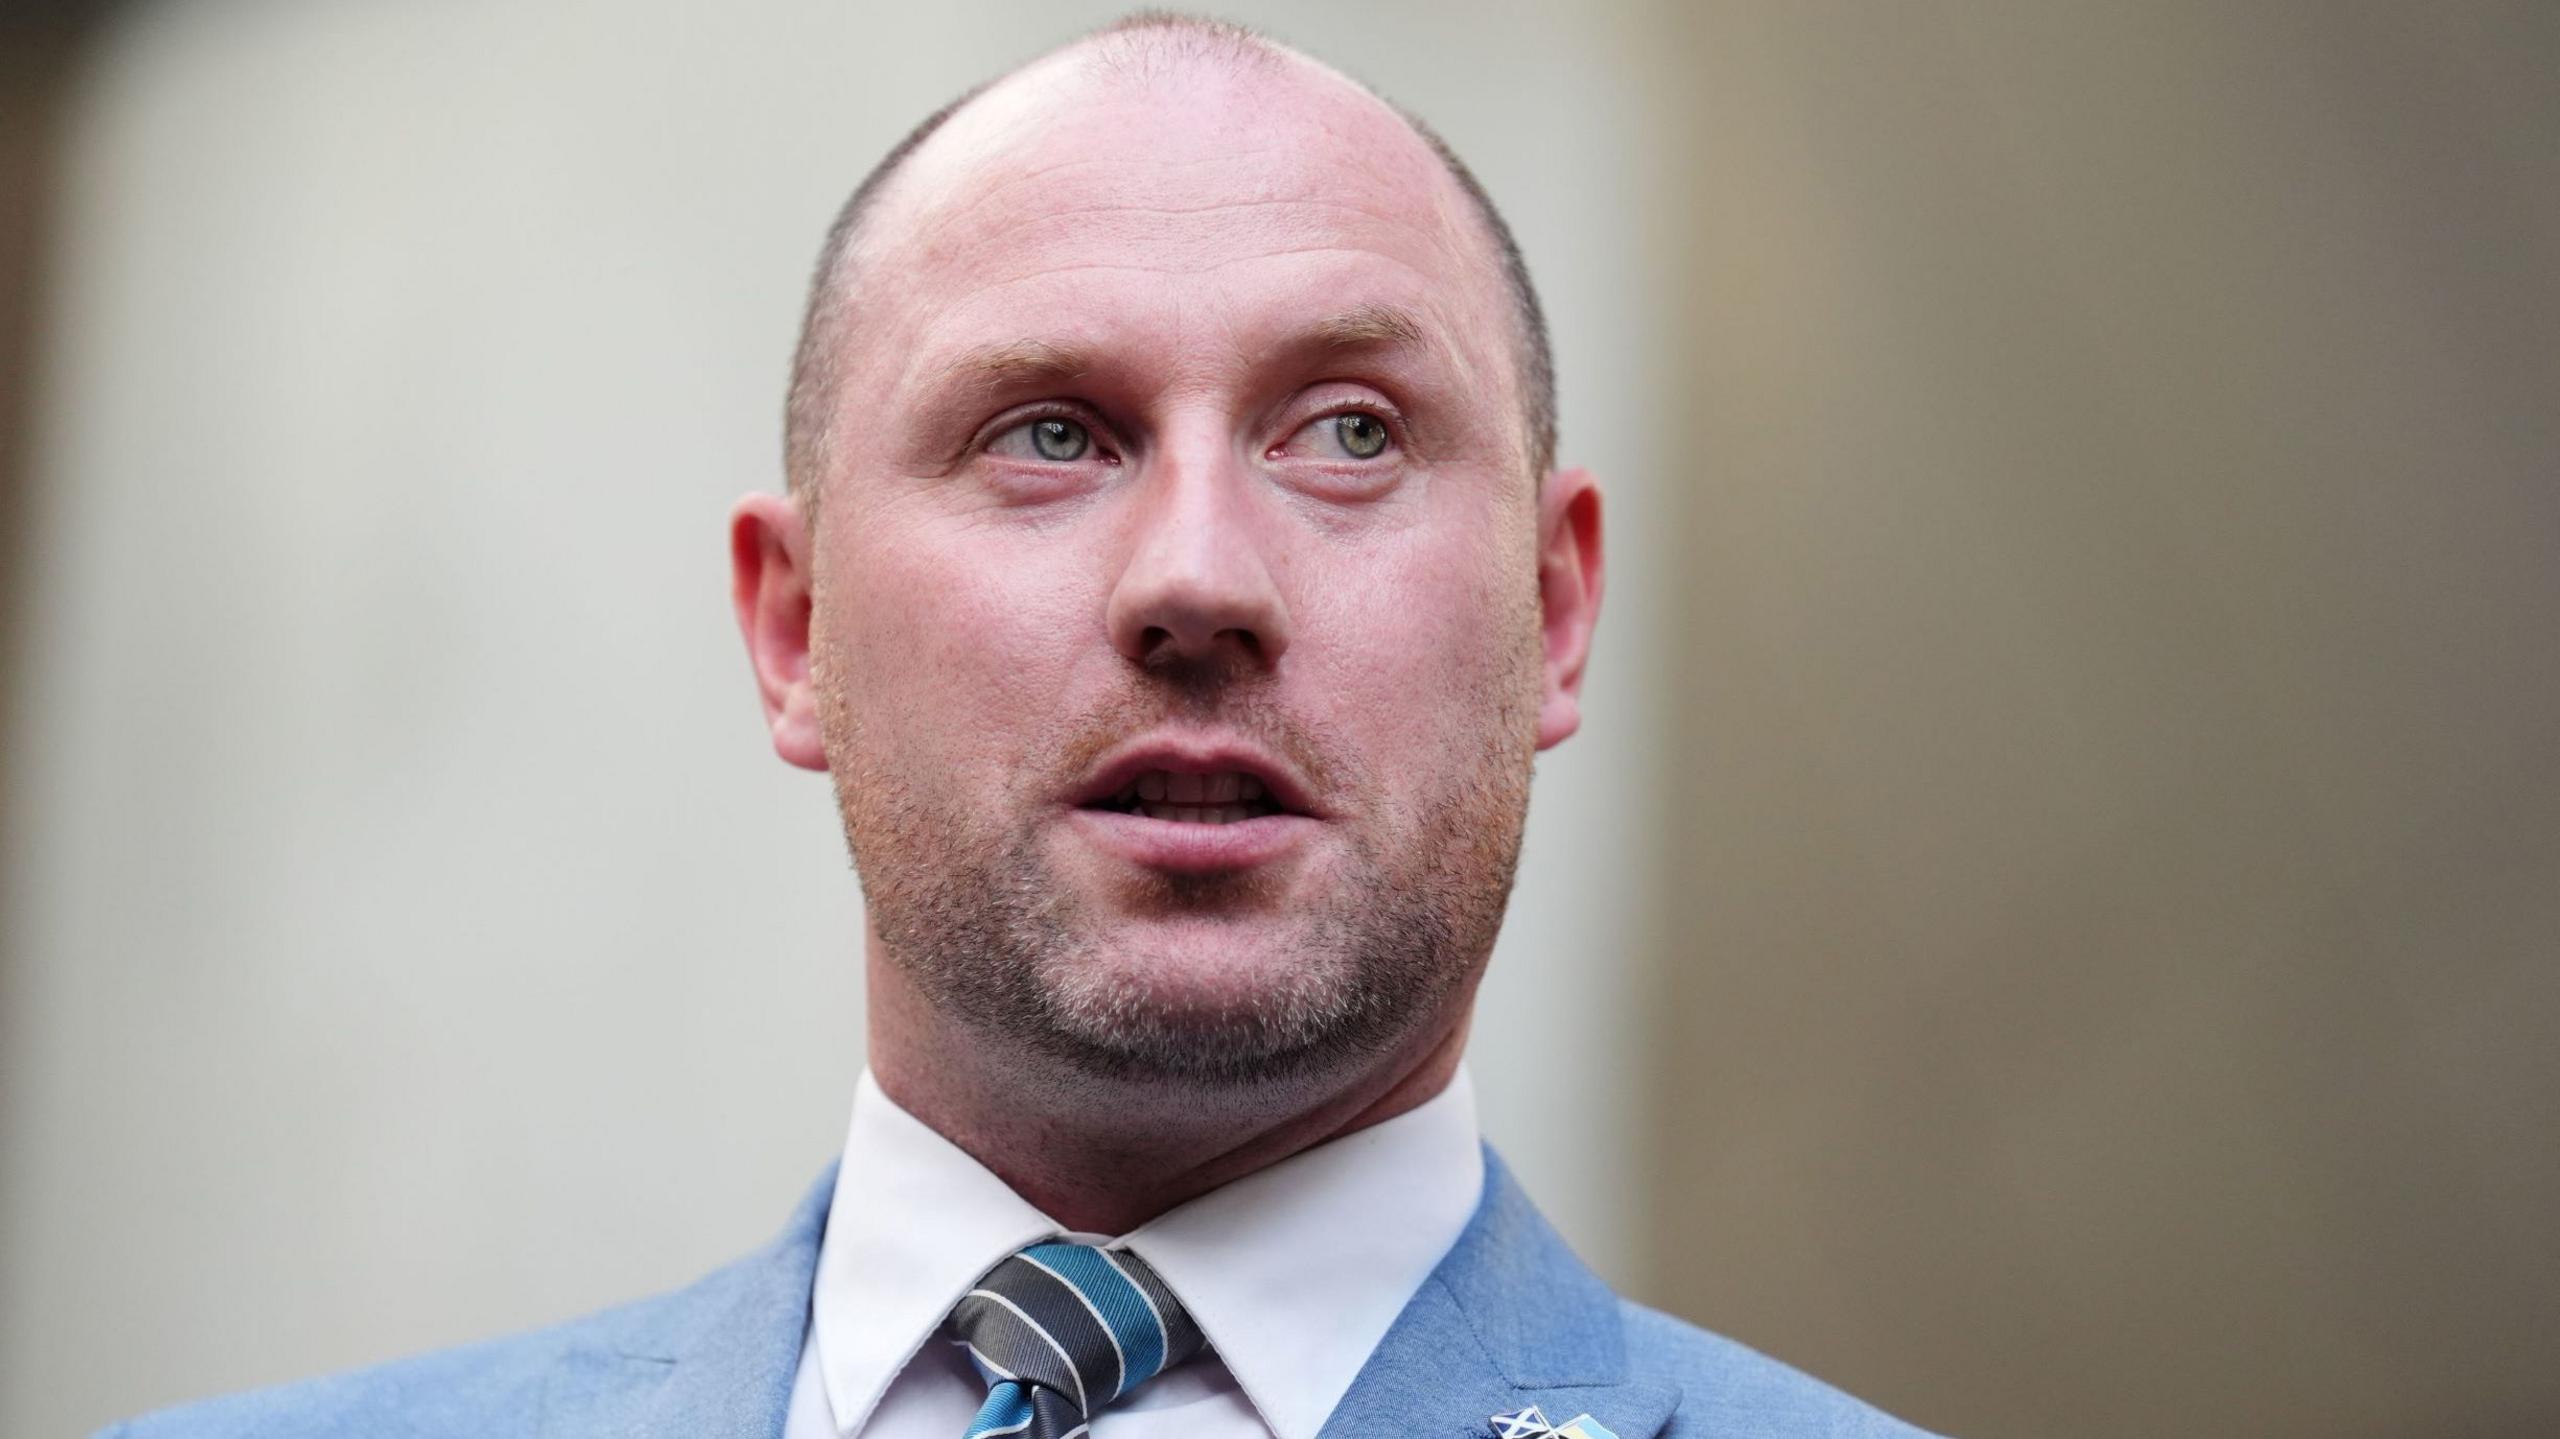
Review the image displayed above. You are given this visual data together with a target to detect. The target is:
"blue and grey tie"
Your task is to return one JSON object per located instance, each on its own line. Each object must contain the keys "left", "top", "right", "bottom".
{"left": 948, "top": 1240, "right": 1207, "bottom": 1438}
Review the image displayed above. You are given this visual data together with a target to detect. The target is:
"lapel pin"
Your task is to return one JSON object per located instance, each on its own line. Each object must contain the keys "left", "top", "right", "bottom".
{"left": 1491, "top": 1406, "right": 1624, "bottom": 1439}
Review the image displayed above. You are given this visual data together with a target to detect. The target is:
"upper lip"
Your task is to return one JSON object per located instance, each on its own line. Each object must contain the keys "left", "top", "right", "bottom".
{"left": 1070, "top": 736, "right": 1323, "bottom": 818}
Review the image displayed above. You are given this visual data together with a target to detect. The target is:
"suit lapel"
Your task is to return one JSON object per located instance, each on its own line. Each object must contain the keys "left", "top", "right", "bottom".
{"left": 539, "top": 1163, "right": 836, "bottom": 1439}
{"left": 528, "top": 1148, "right": 1681, "bottom": 1439}
{"left": 1319, "top": 1149, "right": 1681, "bottom": 1439}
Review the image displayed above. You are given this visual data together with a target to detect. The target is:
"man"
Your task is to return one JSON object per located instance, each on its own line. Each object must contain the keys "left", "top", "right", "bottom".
{"left": 107, "top": 15, "right": 1933, "bottom": 1439}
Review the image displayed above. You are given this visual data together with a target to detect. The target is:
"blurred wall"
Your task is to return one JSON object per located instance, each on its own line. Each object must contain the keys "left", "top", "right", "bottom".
{"left": 1641, "top": 6, "right": 2560, "bottom": 1439}
{"left": 0, "top": 3, "right": 1671, "bottom": 1436}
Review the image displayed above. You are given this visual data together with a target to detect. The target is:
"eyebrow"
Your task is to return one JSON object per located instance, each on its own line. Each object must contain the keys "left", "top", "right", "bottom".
{"left": 1304, "top": 303, "right": 1427, "bottom": 350}
{"left": 916, "top": 303, "right": 1435, "bottom": 403}
{"left": 930, "top": 337, "right": 1092, "bottom": 395}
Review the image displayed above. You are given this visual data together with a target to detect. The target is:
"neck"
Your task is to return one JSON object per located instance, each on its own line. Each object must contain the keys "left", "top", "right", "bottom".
{"left": 864, "top": 940, "right": 1474, "bottom": 1236}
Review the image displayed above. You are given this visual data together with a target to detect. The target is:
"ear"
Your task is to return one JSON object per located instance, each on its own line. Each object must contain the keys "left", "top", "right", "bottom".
{"left": 1533, "top": 467, "right": 1604, "bottom": 750}
{"left": 729, "top": 491, "right": 829, "bottom": 772}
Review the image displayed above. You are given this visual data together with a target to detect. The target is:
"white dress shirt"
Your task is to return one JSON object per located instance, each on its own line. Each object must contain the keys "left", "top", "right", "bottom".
{"left": 779, "top": 1066, "right": 1484, "bottom": 1439}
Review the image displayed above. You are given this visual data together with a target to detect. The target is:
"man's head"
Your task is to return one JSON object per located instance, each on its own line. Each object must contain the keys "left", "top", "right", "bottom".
{"left": 781, "top": 15, "right": 1558, "bottom": 516}
{"left": 732, "top": 14, "right": 1602, "bottom": 1099}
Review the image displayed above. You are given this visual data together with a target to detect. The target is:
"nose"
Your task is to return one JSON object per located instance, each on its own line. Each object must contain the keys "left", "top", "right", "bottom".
{"left": 1106, "top": 438, "right": 1291, "bottom": 675}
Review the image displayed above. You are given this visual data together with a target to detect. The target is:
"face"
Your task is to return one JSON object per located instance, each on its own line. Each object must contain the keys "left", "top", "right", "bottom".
{"left": 734, "top": 47, "right": 1602, "bottom": 1088}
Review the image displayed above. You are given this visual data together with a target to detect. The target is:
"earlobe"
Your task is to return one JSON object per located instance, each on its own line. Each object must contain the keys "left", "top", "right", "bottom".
{"left": 728, "top": 492, "right": 830, "bottom": 772}
{"left": 1537, "top": 691, "right": 1583, "bottom": 749}
{"left": 1533, "top": 468, "right": 1604, "bottom": 752}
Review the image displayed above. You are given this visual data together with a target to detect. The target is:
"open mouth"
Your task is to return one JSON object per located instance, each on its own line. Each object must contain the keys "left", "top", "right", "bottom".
{"left": 1083, "top": 770, "right": 1289, "bottom": 825}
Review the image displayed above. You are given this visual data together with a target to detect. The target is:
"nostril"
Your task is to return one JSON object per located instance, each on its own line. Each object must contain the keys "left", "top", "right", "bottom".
{"left": 1123, "top": 613, "right": 1278, "bottom": 674}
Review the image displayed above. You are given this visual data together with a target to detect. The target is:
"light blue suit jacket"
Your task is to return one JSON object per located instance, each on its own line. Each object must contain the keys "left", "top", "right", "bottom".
{"left": 103, "top": 1151, "right": 1939, "bottom": 1438}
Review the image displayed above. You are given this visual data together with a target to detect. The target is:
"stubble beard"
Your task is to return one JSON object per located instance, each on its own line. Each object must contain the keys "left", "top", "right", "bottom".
{"left": 822, "top": 659, "right": 1541, "bottom": 1093}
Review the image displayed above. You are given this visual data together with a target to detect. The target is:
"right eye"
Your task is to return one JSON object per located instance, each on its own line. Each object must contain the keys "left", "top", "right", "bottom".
{"left": 988, "top": 417, "right": 1094, "bottom": 462}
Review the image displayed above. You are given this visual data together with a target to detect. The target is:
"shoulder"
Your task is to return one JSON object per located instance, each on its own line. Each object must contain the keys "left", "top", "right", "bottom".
{"left": 1617, "top": 1299, "right": 1946, "bottom": 1439}
{"left": 96, "top": 1164, "right": 834, "bottom": 1439}
{"left": 1430, "top": 1150, "right": 1944, "bottom": 1438}
{"left": 91, "top": 1166, "right": 833, "bottom": 1439}
{"left": 96, "top": 1322, "right": 564, "bottom": 1439}
{"left": 93, "top": 1278, "right": 691, "bottom": 1439}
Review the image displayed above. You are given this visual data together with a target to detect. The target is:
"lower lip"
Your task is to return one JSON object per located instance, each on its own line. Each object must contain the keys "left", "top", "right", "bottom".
{"left": 1064, "top": 807, "right": 1322, "bottom": 874}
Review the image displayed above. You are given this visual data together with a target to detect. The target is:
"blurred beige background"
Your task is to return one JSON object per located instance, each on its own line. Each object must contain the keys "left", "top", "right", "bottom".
{"left": 3, "top": 4, "right": 2554, "bottom": 1438}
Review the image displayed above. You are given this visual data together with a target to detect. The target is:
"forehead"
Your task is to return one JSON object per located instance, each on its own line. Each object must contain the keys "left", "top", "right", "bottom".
{"left": 843, "top": 43, "right": 1513, "bottom": 395}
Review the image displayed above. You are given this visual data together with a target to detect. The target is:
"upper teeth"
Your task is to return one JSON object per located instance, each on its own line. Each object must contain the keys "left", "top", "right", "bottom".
{"left": 1122, "top": 771, "right": 1268, "bottom": 805}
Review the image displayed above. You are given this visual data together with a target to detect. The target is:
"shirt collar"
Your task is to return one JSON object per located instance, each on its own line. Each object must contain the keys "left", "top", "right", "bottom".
{"left": 810, "top": 1067, "right": 1484, "bottom": 1439}
{"left": 1120, "top": 1068, "right": 1483, "bottom": 1439}
{"left": 811, "top": 1070, "right": 1056, "bottom": 1436}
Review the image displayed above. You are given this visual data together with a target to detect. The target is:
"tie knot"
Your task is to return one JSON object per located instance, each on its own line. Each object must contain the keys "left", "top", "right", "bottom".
{"left": 949, "top": 1241, "right": 1205, "bottom": 1428}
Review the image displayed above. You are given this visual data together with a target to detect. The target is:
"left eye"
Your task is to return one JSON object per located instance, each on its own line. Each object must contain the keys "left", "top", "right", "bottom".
{"left": 1295, "top": 411, "right": 1394, "bottom": 461}
{"left": 988, "top": 417, "right": 1093, "bottom": 462}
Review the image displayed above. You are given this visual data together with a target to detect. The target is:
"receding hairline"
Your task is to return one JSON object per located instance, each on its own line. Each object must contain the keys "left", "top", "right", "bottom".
{"left": 782, "top": 12, "right": 1556, "bottom": 508}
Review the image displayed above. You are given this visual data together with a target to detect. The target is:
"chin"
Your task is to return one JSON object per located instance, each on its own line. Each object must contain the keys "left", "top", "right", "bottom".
{"left": 1027, "top": 921, "right": 1390, "bottom": 1084}
{"left": 1048, "top": 915, "right": 1354, "bottom": 1022}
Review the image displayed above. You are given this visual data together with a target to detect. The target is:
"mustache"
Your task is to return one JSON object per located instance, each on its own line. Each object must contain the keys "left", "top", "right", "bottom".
{"left": 1042, "top": 674, "right": 1355, "bottom": 803}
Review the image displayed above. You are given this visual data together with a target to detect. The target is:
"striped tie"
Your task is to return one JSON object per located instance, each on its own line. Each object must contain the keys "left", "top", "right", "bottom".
{"left": 948, "top": 1241, "right": 1206, "bottom": 1438}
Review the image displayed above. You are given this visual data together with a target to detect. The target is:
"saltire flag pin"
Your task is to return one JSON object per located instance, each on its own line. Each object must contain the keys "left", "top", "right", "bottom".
{"left": 1490, "top": 1406, "right": 1622, "bottom": 1439}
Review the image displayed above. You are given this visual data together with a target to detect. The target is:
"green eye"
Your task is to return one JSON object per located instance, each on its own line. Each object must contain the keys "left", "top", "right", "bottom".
{"left": 1031, "top": 418, "right": 1089, "bottom": 461}
{"left": 1334, "top": 413, "right": 1389, "bottom": 459}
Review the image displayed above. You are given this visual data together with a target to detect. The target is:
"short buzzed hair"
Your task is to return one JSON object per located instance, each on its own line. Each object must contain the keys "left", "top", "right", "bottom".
{"left": 782, "top": 11, "right": 1555, "bottom": 509}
